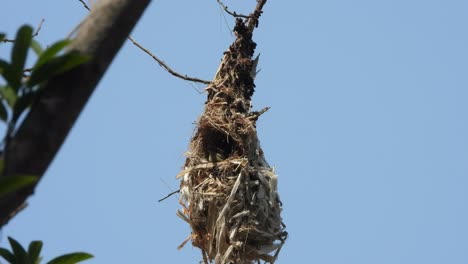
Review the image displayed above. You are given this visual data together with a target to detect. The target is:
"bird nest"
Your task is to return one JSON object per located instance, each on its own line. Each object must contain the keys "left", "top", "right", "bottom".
{"left": 177, "top": 19, "right": 287, "bottom": 264}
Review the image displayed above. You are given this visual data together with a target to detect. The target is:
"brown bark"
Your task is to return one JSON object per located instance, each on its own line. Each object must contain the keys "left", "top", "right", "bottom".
{"left": 0, "top": 0, "right": 151, "bottom": 227}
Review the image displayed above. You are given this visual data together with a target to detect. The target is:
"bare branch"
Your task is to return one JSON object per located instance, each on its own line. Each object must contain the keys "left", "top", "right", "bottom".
{"left": 32, "top": 18, "right": 45, "bottom": 38}
{"left": 1, "top": 18, "right": 45, "bottom": 43}
{"left": 158, "top": 189, "right": 180, "bottom": 202}
{"left": 1, "top": 38, "right": 15, "bottom": 43}
{"left": 78, "top": 0, "right": 91, "bottom": 11}
{"left": 128, "top": 37, "right": 211, "bottom": 85}
{"left": 77, "top": 0, "right": 211, "bottom": 85}
{"left": 216, "top": 0, "right": 250, "bottom": 18}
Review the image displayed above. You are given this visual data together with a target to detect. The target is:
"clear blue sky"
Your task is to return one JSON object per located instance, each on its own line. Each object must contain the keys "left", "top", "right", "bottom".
{"left": 1, "top": 0, "right": 468, "bottom": 263}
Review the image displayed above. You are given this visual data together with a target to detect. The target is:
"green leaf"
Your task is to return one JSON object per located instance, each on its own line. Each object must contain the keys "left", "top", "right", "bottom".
{"left": 0, "top": 85, "right": 18, "bottom": 107}
{"left": 34, "top": 40, "right": 71, "bottom": 69}
{"left": 10, "top": 25, "right": 33, "bottom": 90}
{"left": 0, "top": 247, "right": 15, "bottom": 263}
{"left": 46, "top": 252, "right": 93, "bottom": 264}
{"left": 8, "top": 237, "right": 30, "bottom": 264}
{"left": 0, "top": 175, "right": 38, "bottom": 196}
{"left": 27, "top": 52, "right": 89, "bottom": 87}
{"left": 28, "top": 241, "right": 43, "bottom": 264}
{"left": 30, "top": 40, "right": 44, "bottom": 56}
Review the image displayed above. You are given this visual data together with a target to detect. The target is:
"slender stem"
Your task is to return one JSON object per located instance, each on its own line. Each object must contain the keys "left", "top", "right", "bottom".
{"left": 128, "top": 37, "right": 211, "bottom": 85}
{"left": 78, "top": 0, "right": 211, "bottom": 85}
{"left": 216, "top": 0, "right": 250, "bottom": 18}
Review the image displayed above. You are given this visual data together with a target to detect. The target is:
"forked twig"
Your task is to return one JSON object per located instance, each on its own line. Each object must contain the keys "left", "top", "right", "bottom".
{"left": 127, "top": 37, "right": 211, "bottom": 84}
{"left": 216, "top": 0, "right": 250, "bottom": 18}
{"left": 77, "top": 0, "right": 211, "bottom": 85}
{"left": 1, "top": 19, "right": 45, "bottom": 43}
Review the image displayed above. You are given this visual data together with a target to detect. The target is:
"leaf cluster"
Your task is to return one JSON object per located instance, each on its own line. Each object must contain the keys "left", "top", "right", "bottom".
{"left": 0, "top": 26, "right": 93, "bottom": 264}
{"left": 0, "top": 25, "right": 90, "bottom": 197}
{"left": 0, "top": 236, "right": 93, "bottom": 264}
{"left": 0, "top": 25, "right": 89, "bottom": 135}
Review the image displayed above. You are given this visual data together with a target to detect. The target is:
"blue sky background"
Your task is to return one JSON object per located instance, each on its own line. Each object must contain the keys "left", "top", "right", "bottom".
{"left": 1, "top": 0, "right": 468, "bottom": 263}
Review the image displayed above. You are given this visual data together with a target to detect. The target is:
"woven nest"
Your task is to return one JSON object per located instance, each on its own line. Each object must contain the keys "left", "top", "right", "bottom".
{"left": 177, "top": 19, "right": 287, "bottom": 264}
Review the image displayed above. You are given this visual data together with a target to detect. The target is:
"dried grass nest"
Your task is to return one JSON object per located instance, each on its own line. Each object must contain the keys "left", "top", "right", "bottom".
{"left": 177, "top": 19, "right": 287, "bottom": 264}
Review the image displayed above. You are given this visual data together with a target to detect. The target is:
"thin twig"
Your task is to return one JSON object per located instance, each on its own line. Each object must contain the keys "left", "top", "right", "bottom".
{"left": 78, "top": 0, "right": 91, "bottom": 10}
{"left": 32, "top": 18, "right": 45, "bottom": 37}
{"left": 247, "top": 106, "right": 270, "bottom": 121}
{"left": 77, "top": 0, "right": 211, "bottom": 85}
{"left": 158, "top": 189, "right": 180, "bottom": 202}
{"left": 1, "top": 19, "right": 45, "bottom": 43}
{"left": 67, "top": 0, "right": 91, "bottom": 39}
{"left": 217, "top": 2, "right": 234, "bottom": 37}
{"left": 128, "top": 37, "right": 211, "bottom": 84}
{"left": 189, "top": 82, "right": 204, "bottom": 94}
{"left": 216, "top": 0, "right": 250, "bottom": 18}
{"left": 1, "top": 38, "right": 15, "bottom": 43}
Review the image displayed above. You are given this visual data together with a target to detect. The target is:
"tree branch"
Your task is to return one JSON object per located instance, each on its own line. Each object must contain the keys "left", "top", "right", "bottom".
{"left": 78, "top": 0, "right": 211, "bottom": 85}
{"left": 1, "top": 19, "right": 45, "bottom": 43}
{"left": 216, "top": 0, "right": 250, "bottom": 18}
{"left": 127, "top": 37, "right": 211, "bottom": 85}
{"left": 158, "top": 189, "right": 179, "bottom": 202}
{"left": 78, "top": 0, "right": 91, "bottom": 11}
{"left": 32, "top": 19, "right": 45, "bottom": 38}
{"left": 0, "top": 0, "right": 151, "bottom": 227}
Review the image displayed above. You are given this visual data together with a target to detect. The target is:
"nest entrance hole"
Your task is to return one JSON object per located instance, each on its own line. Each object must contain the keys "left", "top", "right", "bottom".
{"left": 199, "top": 127, "right": 241, "bottom": 162}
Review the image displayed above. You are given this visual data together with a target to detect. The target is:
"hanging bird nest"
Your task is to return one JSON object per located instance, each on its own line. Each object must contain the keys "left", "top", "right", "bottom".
{"left": 177, "top": 16, "right": 287, "bottom": 264}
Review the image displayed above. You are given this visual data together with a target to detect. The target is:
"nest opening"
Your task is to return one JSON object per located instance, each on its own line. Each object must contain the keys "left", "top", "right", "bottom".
{"left": 199, "top": 128, "right": 237, "bottom": 163}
